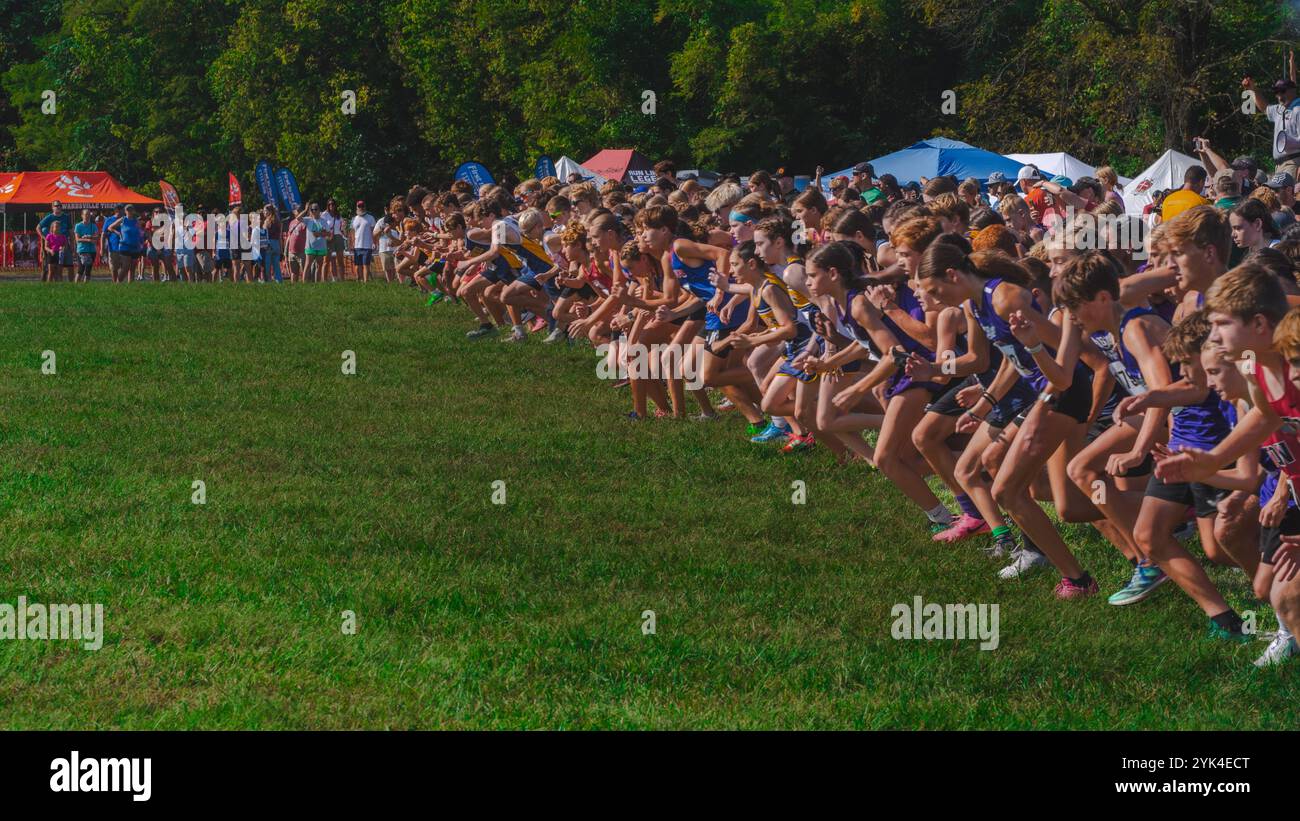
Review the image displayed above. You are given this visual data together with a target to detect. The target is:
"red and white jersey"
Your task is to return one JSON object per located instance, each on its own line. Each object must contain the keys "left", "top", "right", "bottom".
{"left": 1256, "top": 361, "right": 1300, "bottom": 482}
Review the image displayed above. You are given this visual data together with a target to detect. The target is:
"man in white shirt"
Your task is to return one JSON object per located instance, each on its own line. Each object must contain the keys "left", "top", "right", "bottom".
{"left": 373, "top": 207, "right": 402, "bottom": 284}
{"left": 1244, "top": 74, "right": 1300, "bottom": 178}
{"left": 350, "top": 201, "right": 377, "bottom": 283}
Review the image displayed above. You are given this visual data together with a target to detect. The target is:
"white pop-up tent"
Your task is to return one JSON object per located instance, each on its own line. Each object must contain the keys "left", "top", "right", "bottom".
{"left": 555, "top": 155, "right": 606, "bottom": 186}
{"left": 1005, "top": 152, "right": 1132, "bottom": 187}
{"left": 1121, "top": 149, "right": 1204, "bottom": 215}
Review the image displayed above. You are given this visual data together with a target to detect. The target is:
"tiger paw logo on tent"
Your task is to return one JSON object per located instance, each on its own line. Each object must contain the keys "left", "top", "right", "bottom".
{"left": 0, "top": 181, "right": 14, "bottom": 195}
{"left": 55, "top": 174, "right": 93, "bottom": 197}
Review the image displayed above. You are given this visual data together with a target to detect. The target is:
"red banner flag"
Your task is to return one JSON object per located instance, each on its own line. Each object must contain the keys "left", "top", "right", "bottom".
{"left": 159, "top": 179, "right": 181, "bottom": 211}
{"left": 228, "top": 172, "right": 242, "bottom": 207}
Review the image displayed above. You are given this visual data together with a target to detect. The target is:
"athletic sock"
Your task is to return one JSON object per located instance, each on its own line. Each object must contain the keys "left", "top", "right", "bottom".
{"left": 1279, "top": 623, "right": 1295, "bottom": 641}
{"left": 991, "top": 525, "right": 1011, "bottom": 539}
{"left": 1068, "top": 571, "right": 1093, "bottom": 587}
{"left": 926, "top": 504, "right": 953, "bottom": 525}
{"left": 955, "top": 493, "right": 981, "bottom": 520}
{"left": 771, "top": 416, "right": 787, "bottom": 429}
{"left": 1210, "top": 610, "right": 1243, "bottom": 633}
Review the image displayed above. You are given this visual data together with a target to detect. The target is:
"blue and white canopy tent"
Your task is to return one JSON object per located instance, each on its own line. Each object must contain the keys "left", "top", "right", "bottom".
{"left": 821, "top": 137, "right": 1026, "bottom": 191}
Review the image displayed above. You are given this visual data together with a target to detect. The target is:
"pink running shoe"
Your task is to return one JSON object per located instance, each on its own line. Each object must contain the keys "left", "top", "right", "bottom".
{"left": 931, "top": 514, "right": 991, "bottom": 543}
{"left": 1053, "top": 576, "right": 1099, "bottom": 600}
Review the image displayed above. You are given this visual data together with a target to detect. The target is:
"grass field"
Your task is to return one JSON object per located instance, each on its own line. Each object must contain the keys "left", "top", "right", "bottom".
{"left": 0, "top": 280, "right": 1295, "bottom": 729}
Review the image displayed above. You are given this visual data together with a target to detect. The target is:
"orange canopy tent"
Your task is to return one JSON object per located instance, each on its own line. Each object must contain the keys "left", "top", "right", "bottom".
{"left": 0, "top": 171, "right": 161, "bottom": 209}
{"left": 1, "top": 171, "right": 160, "bottom": 268}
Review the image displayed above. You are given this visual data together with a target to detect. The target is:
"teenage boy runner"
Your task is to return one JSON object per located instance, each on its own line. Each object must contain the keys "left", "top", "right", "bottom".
{"left": 1132, "top": 207, "right": 1249, "bottom": 640}
{"left": 1158, "top": 267, "right": 1300, "bottom": 666}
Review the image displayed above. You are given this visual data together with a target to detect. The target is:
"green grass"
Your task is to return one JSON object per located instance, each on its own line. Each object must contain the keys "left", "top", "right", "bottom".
{"left": 0, "top": 281, "right": 1294, "bottom": 729}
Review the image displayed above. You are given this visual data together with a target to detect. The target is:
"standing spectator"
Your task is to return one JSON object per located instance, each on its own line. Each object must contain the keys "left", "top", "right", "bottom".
{"left": 104, "top": 205, "right": 126, "bottom": 283}
{"left": 1160, "top": 166, "right": 1210, "bottom": 221}
{"left": 285, "top": 208, "right": 307, "bottom": 283}
{"left": 231, "top": 204, "right": 253, "bottom": 283}
{"left": 1243, "top": 63, "right": 1300, "bottom": 178}
{"left": 321, "top": 199, "right": 344, "bottom": 281}
{"left": 1211, "top": 169, "right": 1242, "bottom": 210}
{"left": 1094, "top": 166, "right": 1126, "bottom": 209}
{"left": 73, "top": 209, "right": 98, "bottom": 282}
{"left": 1265, "top": 171, "right": 1296, "bottom": 209}
{"left": 37, "top": 200, "right": 74, "bottom": 282}
{"left": 986, "top": 171, "right": 1011, "bottom": 209}
{"left": 114, "top": 206, "right": 144, "bottom": 283}
{"left": 374, "top": 199, "right": 403, "bottom": 284}
{"left": 302, "top": 203, "right": 328, "bottom": 282}
{"left": 350, "top": 200, "right": 376, "bottom": 283}
{"left": 42, "top": 221, "right": 68, "bottom": 284}
{"left": 263, "top": 206, "right": 282, "bottom": 283}
{"left": 174, "top": 209, "right": 197, "bottom": 283}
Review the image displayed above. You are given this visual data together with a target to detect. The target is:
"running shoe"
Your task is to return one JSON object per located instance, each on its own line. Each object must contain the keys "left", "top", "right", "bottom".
{"left": 746, "top": 422, "right": 765, "bottom": 437}
{"left": 984, "top": 531, "right": 1017, "bottom": 559}
{"left": 694, "top": 411, "right": 720, "bottom": 422}
{"left": 1207, "top": 619, "right": 1252, "bottom": 644}
{"left": 543, "top": 328, "right": 565, "bottom": 344}
{"left": 998, "top": 547, "right": 1051, "bottom": 579}
{"left": 529, "top": 316, "right": 547, "bottom": 333}
{"left": 1054, "top": 576, "right": 1099, "bottom": 600}
{"left": 426, "top": 291, "right": 444, "bottom": 306}
{"left": 466, "top": 325, "right": 498, "bottom": 340}
{"left": 1172, "top": 519, "right": 1196, "bottom": 543}
{"left": 750, "top": 421, "right": 791, "bottom": 444}
{"left": 932, "top": 514, "right": 990, "bottom": 543}
{"left": 502, "top": 328, "right": 527, "bottom": 343}
{"left": 1254, "top": 632, "right": 1299, "bottom": 668}
{"left": 782, "top": 433, "right": 815, "bottom": 453}
{"left": 1107, "top": 562, "right": 1168, "bottom": 606}
{"left": 717, "top": 398, "right": 736, "bottom": 412}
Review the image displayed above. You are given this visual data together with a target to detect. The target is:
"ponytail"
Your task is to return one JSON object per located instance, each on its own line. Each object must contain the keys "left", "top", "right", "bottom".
{"left": 918, "top": 235, "right": 1028, "bottom": 287}
{"left": 808, "top": 240, "right": 871, "bottom": 289}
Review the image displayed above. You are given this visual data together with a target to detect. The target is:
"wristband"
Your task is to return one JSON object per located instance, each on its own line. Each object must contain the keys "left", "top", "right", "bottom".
{"left": 964, "top": 410, "right": 986, "bottom": 421}
{"left": 981, "top": 390, "right": 998, "bottom": 405}
{"left": 1026, "top": 342, "right": 1045, "bottom": 355}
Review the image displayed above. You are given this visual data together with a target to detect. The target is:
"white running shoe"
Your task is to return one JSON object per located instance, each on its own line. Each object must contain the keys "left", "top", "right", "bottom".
{"left": 1254, "top": 632, "right": 1299, "bottom": 668}
{"left": 998, "top": 547, "right": 1051, "bottom": 580}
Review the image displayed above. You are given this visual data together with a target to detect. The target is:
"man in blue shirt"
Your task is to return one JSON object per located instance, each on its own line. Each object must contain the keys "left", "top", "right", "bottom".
{"left": 104, "top": 205, "right": 126, "bottom": 283}
{"left": 37, "top": 200, "right": 74, "bottom": 281}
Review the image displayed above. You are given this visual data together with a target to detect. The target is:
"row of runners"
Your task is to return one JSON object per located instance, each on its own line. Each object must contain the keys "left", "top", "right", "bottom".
{"left": 390, "top": 170, "right": 1300, "bottom": 669}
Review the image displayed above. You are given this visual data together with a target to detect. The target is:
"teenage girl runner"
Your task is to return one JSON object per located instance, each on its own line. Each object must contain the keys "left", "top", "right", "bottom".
{"left": 910, "top": 243, "right": 1103, "bottom": 597}
{"left": 747, "top": 219, "right": 817, "bottom": 444}
{"left": 637, "top": 205, "right": 727, "bottom": 420}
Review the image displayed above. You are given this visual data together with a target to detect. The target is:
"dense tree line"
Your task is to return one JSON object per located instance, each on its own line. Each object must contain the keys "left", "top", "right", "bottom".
{"left": 0, "top": 0, "right": 1294, "bottom": 207}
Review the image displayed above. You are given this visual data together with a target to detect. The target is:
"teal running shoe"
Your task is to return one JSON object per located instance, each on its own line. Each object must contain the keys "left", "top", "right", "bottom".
{"left": 1107, "top": 562, "right": 1169, "bottom": 606}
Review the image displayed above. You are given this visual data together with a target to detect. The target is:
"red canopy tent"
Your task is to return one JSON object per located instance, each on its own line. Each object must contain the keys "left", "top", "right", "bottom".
{"left": 581, "top": 149, "right": 657, "bottom": 187}
{"left": 1, "top": 171, "right": 161, "bottom": 268}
